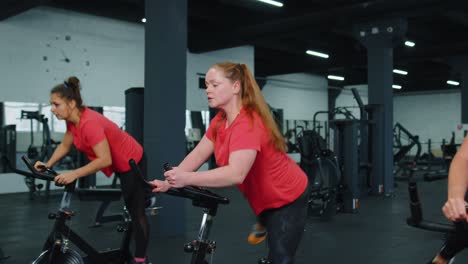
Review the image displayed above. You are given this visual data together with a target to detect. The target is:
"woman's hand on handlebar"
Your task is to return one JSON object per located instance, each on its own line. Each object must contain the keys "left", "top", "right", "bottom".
{"left": 442, "top": 198, "right": 468, "bottom": 222}
{"left": 150, "top": 179, "right": 171, "bottom": 193}
{"left": 54, "top": 171, "right": 78, "bottom": 185}
{"left": 164, "top": 166, "right": 189, "bottom": 188}
{"left": 34, "top": 161, "right": 47, "bottom": 172}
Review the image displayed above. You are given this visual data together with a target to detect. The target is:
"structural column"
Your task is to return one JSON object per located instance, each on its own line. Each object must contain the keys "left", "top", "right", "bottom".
{"left": 450, "top": 57, "right": 468, "bottom": 123}
{"left": 354, "top": 18, "right": 407, "bottom": 196}
{"left": 462, "top": 71, "right": 468, "bottom": 124}
{"left": 145, "top": 0, "right": 187, "bottom": 237}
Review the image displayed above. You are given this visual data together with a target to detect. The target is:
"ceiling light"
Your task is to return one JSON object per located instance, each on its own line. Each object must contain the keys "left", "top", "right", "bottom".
{"left": 257, "top": 0, "right": 283, "bottom": 7}
{"left": 447, "top": 80, "right": 460, "bottom": 86}
{"left": 404, "top": 41, "right": 415, "bottom": 47}
{"left": 306, "top": 50, "right": 329, "bottom": 59}
{"left": 392, "top": 84, "right": 402, "bottom": 89}
{"left": 327, "top": 75, "right": 344, "bottom": 81}
{"left": 141, "top": 18, "right": 146, "bottom": 23}
{"left": 393, "top": 69, "right": 408, "bottom": 75}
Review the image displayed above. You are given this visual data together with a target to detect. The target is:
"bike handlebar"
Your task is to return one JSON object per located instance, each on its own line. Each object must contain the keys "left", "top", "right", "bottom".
{"left": 21, "top": 155, "right": 58, "bottom": 181}
{"left": 163, "top": 162, "right": 229, "bottom": 205}
{"left": 21, "top": 155, "right": 72, "bottom": 189}
{"left": 129, "top": 159, "right": 229, "bottom": 206}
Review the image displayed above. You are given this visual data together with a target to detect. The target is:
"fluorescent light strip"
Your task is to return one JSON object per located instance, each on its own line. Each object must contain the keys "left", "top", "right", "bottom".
{"left": 447, "top": 80, "right": 460, "bottom": 86}
{"left": 404, "top": 41, "right": 415, "bottom": 47}
{"left": 327, "top": 75, "right": 344, "bottom": 81}
{"left": 393, "top": 69, "right": 408, "bottom": 75}
{"left": 258, "top": 0, "right": 283, "bottom": 7}
{"left": 392, "top": 84, "right": 402, "bottom": 89}
{"left": 306, "top": 50, "right": 329, "bottom": 59}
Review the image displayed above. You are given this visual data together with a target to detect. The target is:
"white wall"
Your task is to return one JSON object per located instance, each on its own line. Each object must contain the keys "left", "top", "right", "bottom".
{"left": 336, "top": 85, "right": 464, "bottom": 146}
{"left": 261, "top": 78, "right": 370, "bottom": 134}
{"left": 336, "top": 85, "right": 465, "bottom": 152}
{"left": 394, "top": 90, "right": 464, "bottom": 145}
{"left": 262, "top": 73, "right": 329, "bottom": 133}
{"left": 0, "top": 6, "right": 145, "bottom": 107}
{"left": 0, "top": 6, "right": 254, "bottom": 111}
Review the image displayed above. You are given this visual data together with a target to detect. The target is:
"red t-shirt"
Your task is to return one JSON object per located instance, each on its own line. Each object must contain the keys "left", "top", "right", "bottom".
{"left": 206, "top": 108, "right": 308, "bottom": 215}
{"left": 66, "top": 107, "right": 143, "bottom": 176}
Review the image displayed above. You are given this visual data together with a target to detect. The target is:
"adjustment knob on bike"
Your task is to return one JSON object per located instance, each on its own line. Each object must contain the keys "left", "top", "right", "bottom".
{"left": 207, "top": 241, "right": 216, "bottom": 253}
{"left": 163, "top": 163, "right": 173, "bottom": 172}
{"left": 184, "top": 241, "right": 195, "bottom": 253}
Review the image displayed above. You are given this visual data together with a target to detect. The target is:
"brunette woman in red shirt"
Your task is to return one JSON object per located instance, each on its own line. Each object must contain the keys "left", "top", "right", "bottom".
{"left": 151, "top": 62, "right": 309, "bottom": 264}
{"left": 35, "top": 76, "right": 162, "bottom": 264}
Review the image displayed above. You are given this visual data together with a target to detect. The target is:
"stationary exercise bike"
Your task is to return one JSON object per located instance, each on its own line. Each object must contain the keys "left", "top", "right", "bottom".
{"left": 21, "top": 155, "right": 144, "bottom": 264}
{"left": 129, "top": 160, "right": 230, "bottom": 264}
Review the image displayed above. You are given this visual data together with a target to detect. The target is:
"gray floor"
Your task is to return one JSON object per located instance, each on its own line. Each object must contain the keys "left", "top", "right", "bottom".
{"left": 1, "top": 179, "right": 467, "bottom": 264}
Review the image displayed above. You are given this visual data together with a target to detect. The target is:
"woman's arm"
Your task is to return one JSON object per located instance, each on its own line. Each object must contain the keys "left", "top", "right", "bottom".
{"left": 151, "top": 135, "right": 215, "bottom": 192}
{"left": 165, "top": 149, "right": 257, "bottom": 188}
{"left": 178, "top": 135, "right": 214, "bottom": 172}
{"left": 54, "top": 139, "right": 112, "bottom": 185}
{"left": 442, "top": 136, "right": 468, "bottom": 221}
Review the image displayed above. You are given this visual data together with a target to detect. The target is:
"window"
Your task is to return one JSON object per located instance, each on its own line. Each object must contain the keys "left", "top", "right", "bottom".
{"left": 185, "top": 110, "right": 210, "bottom": 137}
{"left": 4, "top": 102, "right": 40, "bottom": 132}
{"left": 104, "top": 106, "right": 126, "bottom": 130}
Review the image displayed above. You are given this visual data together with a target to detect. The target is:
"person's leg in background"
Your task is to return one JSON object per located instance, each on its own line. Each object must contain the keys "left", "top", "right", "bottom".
{"left": 119, "top": 157, "right": 150, "bottom": 264}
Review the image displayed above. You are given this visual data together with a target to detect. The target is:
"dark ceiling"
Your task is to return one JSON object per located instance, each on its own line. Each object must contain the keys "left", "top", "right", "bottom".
{"left": 2, "top": 0, "right": 468, "bottom": 93}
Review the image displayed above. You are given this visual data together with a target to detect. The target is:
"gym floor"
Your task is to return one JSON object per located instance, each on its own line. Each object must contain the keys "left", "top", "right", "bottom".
{"left": 1, "top": 179, "right": 467, "bottom": 264}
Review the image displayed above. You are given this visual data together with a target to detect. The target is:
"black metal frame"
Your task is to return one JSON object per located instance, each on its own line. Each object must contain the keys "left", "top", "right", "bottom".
{"left": 129, "top": 160, "right": 230, "bottom": 264}
{"left": 406, "top": 168, "right": 453, "bottom": 233}
{"left": 296, "top": 129, "right": 341, "bottom": 220}
{"left": 21, "top": 155, "right": 133, "bottom": 264}
{"left": 91, "top": 175, "right": 123, "bottom": 227}
{"left": 406, "top": 175, "right": 468, "bottom": 263}
{"left": 20, "top": 110, "right": 55, "bottom": 200}
{"left": 393, "top": 123, "right": 449, "bottom": 183}
{"left": 0, "top": 124, "right": 16, "bottom": 174}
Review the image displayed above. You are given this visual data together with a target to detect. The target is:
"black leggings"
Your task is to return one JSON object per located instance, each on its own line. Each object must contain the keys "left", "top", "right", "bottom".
{"left": 258, "top": 185, "right": 310, "bottom": 264}
{"left": 117, "top": 156, "right": 149, "bottom": 259}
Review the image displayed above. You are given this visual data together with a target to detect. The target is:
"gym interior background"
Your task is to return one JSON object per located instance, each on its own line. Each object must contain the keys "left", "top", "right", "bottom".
{"left": 0, "top": 0, "right": 468, "bottom": 263}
